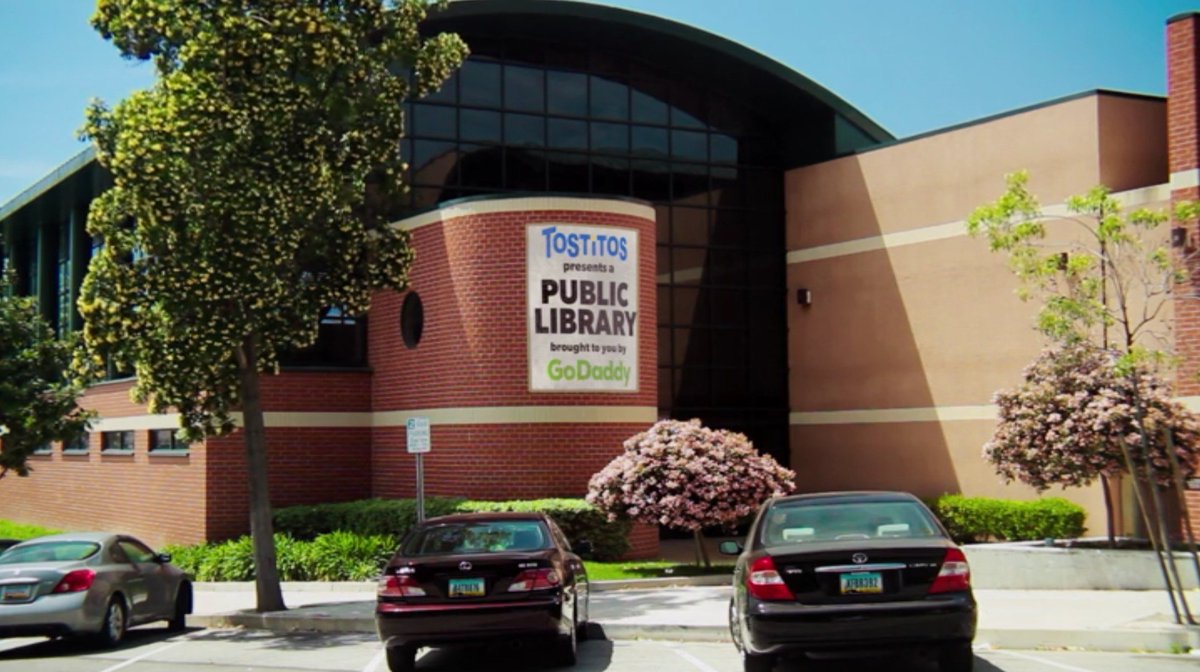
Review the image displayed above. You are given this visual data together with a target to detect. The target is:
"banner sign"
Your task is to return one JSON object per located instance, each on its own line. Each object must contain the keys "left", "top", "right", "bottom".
{"left": 527, "top": 223, "right": 639, "bottom": 392}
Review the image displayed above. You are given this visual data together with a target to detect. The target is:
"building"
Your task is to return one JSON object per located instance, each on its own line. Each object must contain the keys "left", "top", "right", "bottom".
{"left": 1, "top": 1, "right": 1198, "bottom": 550}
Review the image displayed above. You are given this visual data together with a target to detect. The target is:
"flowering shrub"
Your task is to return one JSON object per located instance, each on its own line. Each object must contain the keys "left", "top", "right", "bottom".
{"left": 586, "top": 419, "right": 796, "bottom": 532}
{"left": 985, "top": 344, "right": 1200, "bottom": 490}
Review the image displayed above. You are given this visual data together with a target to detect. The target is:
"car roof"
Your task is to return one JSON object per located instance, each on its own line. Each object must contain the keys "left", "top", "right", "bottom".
{"left": 419, "top": 512, "right": 550, "bottom": 525}
{"left": 769, "top": 491, "right": 924, "bottom": 506}
{"left": 10, "top": 532, "right": 118, "bottom": 545}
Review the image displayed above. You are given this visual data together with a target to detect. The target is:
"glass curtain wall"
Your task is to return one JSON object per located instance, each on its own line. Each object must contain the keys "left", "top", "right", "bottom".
{"left": 399, "top": 40, "right": 789, "bottom": 462}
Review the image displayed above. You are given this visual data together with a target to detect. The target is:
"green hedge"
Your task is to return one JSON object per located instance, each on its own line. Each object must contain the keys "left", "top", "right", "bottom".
{"left": 929, "top": 494, "right": 1086, "bottom": 543}
{"left": 274, "top": 497, "right": 631, "bottom": 561}
{"left": 0, "top": 521, "right": 61, "bottom": 540}
{"left": 163, "top": 531, "right": 395, "bottom": 582}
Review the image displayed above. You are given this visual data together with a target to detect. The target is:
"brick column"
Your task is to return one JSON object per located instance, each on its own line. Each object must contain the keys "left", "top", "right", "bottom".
{"left": 1168, "top": 12, "right": 1200, "bottom": 538}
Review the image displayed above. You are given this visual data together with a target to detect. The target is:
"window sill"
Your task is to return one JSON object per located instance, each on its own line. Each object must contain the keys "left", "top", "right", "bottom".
{"left": 149, "top": 450, "right": 190, "bottom": 457}
{"left": 62, "top": 450, "right": 89, "bottom": 456}
{"left": 101, "top": 450, "right": 134, "bottom": 456}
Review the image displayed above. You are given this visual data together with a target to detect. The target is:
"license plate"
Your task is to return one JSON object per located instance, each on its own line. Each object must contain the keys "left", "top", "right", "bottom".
{"left": 0, "top": 584, "right": 34, "bottom": 601}
{"left": 448, "top": 578, "right": 485, "bottom": 598}
{"left": 839, "top": 572, "right": 882, "bottom": 595}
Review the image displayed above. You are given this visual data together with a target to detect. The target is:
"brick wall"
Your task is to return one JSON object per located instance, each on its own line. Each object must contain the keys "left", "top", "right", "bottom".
{"left": 1169, "top": 13, "right": 1200, "bottom": 536}
{"left": 0, "top": 380, "right": 206, "bottom": 548}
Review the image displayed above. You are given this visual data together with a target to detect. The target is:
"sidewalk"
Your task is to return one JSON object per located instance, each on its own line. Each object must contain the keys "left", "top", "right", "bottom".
{"left": 187, "top": 580, "right": 1200, "bottom": 653}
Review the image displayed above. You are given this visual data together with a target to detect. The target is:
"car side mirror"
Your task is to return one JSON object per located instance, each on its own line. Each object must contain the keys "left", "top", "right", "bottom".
{"left": 574, "top": 540, "right": 594, "bottom": 556}
{"left": 156, "top": 552, "right": 172, "bottom": 564}
{"left": 719, "top": 541, "right": 742, "bottom": 555}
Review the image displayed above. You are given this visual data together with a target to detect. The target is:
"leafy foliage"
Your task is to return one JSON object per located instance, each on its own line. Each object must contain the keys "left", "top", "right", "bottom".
{"left": 0, "top": 292, "right": 92, "bottom": 479}
{"left": 164, "top": 531, "right": 393, "bottom": 581}
{"left": 586, "top": 419, "right": 795, "bottom": 532}
{"left": 966, "top": 170, "right": 1189, "bottom": 352}
{"left": 0, "top": 520, "right": 61, "bottom": 540}
{"left": 986, "top": 343, "right": 1200, "bottom": 490}
{"left": 273, "top": 497, "right": 632, "bottom": 561}
{"left": 929, "top": 494, "right": 1087, "bottom": 543}
{"left": 78, "top": 0, "right": 468, "bottom": 438}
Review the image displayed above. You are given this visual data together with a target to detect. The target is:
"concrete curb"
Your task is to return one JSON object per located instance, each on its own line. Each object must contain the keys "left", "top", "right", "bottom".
{"left": 187, "top": 614, "right": 1200, "bottom": 653}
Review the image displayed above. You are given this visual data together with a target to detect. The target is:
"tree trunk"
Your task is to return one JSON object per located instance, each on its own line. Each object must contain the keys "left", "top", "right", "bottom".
{"left": 692, "top": 529, "right": 711, "bottom": 568}
{"left": 1100, "top": 475, "right": 1116, "bottom": 548}
{"left": 1164, "top": 430, "right": 1200, "bottom": 592}
{"left": 237, "top": 334, "right": 287, "bottom": 613}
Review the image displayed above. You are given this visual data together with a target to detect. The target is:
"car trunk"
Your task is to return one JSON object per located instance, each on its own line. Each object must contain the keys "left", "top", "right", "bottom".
{"left": 394, "top": 551, "right": 557, "bottom": 604}
{"left": 0, "top": 562, "right": 76, "bottom": 605}
{"left": 766, "top": 539, "right": 952, "bottom": 604}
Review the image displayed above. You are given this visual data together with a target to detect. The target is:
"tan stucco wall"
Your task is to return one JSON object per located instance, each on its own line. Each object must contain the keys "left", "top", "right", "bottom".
{"left": 785, "top": 92, "right": 1168, "bottom": 535}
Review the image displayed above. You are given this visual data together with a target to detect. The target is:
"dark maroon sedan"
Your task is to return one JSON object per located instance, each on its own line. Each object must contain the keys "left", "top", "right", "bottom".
{"left": 723, "top": 491, "right": 977, "bottom": 672}
{"left": 375, "top": 512, "right": 590, "bottom": 672}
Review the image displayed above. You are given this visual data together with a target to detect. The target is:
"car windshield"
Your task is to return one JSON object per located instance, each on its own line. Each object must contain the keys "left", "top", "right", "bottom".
{"left": 0, "top": 541, "right": 101, "bottom": 564}
{"left": 761, "top": 500, "right": 942, "bottom": 546}
{"left": 404, "top": 521, "right": 550, "bottom": 556}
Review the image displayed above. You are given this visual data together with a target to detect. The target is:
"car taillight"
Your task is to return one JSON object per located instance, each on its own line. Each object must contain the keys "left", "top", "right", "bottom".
{"left": 746, "top": 555, "right": 794, "bottom": 601}
{"left": 508, "top": 568, "right": 561, "bottom": 592}
{"left": 53, "top": 569, "right": 95, "bottom": 593}
{"left": 929, "top": 547, "right": 971, "bottom": 594}
{"left": 377, "top": 573, "right": 426, "bottom": 598}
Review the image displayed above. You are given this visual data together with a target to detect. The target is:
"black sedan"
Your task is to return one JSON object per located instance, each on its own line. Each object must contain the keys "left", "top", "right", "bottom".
{"left": 375, "top": 512, "right": 590, "bottom": 672}
{"left": 722, "top": 491, "right": 976, "bottom": 672}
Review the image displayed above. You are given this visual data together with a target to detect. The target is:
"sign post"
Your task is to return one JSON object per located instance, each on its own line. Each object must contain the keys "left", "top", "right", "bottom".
{"left": 406, "top": 417, "right": 431, "bottom": 522}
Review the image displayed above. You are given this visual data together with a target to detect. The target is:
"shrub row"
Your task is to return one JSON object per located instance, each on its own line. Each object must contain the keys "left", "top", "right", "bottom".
{"left": 0, "top": 521, "right": 60, "bottom": 540}
{"left": 273, "top": 497, "right": 632, "bottom": 561}
{"left": 928, "top": 494, "right": 1086, "bottom": 543}
{"left": 163, "top": 531, "right": 396, "bottom": 582}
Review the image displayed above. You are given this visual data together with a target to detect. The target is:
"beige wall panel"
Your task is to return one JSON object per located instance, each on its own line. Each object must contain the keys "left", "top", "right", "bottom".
{"left": 790, "top": 422, "right": 1108, "bottom": 537}
{"left": 788, "top": 236, "right": 1043, "bottom": 412}
{"left": 1098, "top": 96, "right": 1168, "bottom": 192}
{"left": 787, "top": 96, "right": 1105, "bottom": 250}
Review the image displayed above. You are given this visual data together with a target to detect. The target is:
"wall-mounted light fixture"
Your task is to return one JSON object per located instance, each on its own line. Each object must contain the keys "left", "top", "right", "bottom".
{"left": 1172, "top": 226, "right": 1188, "bottom": 249}
{"left": 796, "top": 288, "right": 812, "bottom": 307}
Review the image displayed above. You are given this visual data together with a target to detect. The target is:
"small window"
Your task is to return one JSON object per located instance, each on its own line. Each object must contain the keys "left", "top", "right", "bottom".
{"left": 401, "top": 292, "right": 424, "bottom": 349}
{"left": 101, "top": 431, "right": 134, "bottom": 453}
{"left": 31, "top": 443, "right": 52, "bottom": 456}
{"left": 150, "top": 429, "right": 189, "bottom": 453}
{"left": 64, "top": 433, "right": 89, "bottom": 454}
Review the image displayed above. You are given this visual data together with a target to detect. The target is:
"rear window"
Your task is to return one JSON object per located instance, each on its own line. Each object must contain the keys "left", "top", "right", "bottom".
{"left": 403, "top": 521, "right": 550, "bottom": 556}
{"left": 761, "top": 500, "right": 942, "bottom": 546}
{"left": 0, "top": 541, "right": 101, "bottom": 564}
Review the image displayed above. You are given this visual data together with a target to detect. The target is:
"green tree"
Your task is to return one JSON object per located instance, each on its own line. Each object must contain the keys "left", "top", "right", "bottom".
{"left": 0, "top": 288, "right": 91, "bottom": 480}
{"left": 968, "top": 171, "right": 1200, "bottom": 623}
{"left": 79, "top": 0, "right": 467, "bottom": 611}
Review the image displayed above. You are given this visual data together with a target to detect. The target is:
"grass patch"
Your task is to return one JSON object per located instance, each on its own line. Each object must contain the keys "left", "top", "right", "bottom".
{"left": 584, "top": 560, "right": 734, "bottom": 581}
{"left": 0, "top": 520, "right": 60, "bottom": 540}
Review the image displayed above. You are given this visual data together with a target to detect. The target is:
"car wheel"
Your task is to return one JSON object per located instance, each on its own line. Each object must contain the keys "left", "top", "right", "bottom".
{"left": 938, "top": 642, "right": 974, "bottom": 672}
{"left": 555, "top": 607, "right": 578, "bottom": 666}
{"left": 96, "top": 598, "right": 127, "bottom": 647}
{"left": 727, "top": 599, "right": 741, "bottom": 650}
{"left": 167, "top": 584, "right": 191, "bottom": 632}
{"left": 385, "top": 645, "right": 416, "bottom": 672}
{"left": 742, "top": 650, "right": 774, "bottom": 672}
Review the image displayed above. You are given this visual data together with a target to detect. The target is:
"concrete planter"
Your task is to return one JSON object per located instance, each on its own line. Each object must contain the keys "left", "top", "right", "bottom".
{"left": 965, "top": 540, "right": 1200, "bottom": 590}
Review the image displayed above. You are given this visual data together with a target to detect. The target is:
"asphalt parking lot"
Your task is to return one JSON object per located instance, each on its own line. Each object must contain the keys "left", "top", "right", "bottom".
{"left": 0, "top": 628, "right": 1197, "bottom": 672}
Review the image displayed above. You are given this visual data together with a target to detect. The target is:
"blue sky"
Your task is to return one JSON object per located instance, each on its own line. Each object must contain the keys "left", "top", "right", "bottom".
{"left": 1, "top": 0, "right": 1197, "bottom": 204}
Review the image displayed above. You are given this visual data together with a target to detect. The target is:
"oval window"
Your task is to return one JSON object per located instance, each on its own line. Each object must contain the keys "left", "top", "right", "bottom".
{"left": 401, "top": 292, "right": 424, "bottom": 349}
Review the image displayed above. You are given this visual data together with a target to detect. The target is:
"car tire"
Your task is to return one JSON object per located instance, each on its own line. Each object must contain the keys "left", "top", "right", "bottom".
{"left": 555, "top": 608, "right": 578, "bottom": 666}
{"left": 167, "top": 584, "right": 191, "bottom": 632}
{"left": 96, "top": 598, "right": 127, "bottom": 648}
{"left": 385, "top": 645, "right": 416, "bottom": 672}
{"left": 938, "top": 642, "right": 974, "bottom": 672}
{"left": 742, "top": 650, "right": 774, "bottom": 672}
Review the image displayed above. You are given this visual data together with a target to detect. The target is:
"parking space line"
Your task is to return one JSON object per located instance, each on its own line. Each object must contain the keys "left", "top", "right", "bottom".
{"left": 663, "top": 643, "right": 721, "bottom": 672}
{"left": 995, "top": 650, "right": 1097, "bottom": 672}
{"left": 361, "top": 647, "right": 385, "bottom": 672}
{"left": 95, "top": 641, "right": 186, "bottom": 672}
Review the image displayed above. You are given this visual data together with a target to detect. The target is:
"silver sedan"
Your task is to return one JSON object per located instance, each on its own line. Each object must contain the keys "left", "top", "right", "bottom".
{"left": 0, "top": 532, "right": 192, "bottom": 646}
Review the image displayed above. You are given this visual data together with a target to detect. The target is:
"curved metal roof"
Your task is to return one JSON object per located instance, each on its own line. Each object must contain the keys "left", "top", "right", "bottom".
{"left": 428, "top": 0, "right": 893, "bottom": 147}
